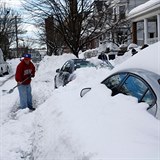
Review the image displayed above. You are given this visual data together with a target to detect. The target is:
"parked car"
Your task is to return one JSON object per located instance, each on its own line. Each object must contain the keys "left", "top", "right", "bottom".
{"left": 95, "top": 59, "right": 114, "bottom": 70}
{"left": 97, "top": 52, "right": 114, "bottom": 69}
{"left": 0, "top": 48, "right": 10, "bottom": 76}
{"left": 80, "top": 68, "right": 160, "bottom": 119}
{"left": 54, "top": 59, "right": 95, "bottom": 88}
{"left": 0, "top": 61, "right": 10, "bottom": 76}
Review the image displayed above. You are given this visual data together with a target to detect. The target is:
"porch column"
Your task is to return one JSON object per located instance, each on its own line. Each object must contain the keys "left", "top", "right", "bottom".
{"left": 157, "top": 14, "right": 160, "bottom": 41}
{"left": 144, "top": 18, "right": 148, "bottom": 44}
{"left": 132, "top": 22, "right": 137, "bottom": 44}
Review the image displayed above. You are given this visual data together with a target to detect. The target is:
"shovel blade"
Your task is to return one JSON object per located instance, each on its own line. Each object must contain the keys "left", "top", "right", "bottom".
{"left": 8, "top": 89, "right": 14, "bottom": 94}
{"left": 2, "top": 89, "right": 14, "bottom": 96}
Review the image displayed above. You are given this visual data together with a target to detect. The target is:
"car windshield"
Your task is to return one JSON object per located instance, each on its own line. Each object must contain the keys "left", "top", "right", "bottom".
{"left": 75, "top": 60, "right": 95, "bottom": 69}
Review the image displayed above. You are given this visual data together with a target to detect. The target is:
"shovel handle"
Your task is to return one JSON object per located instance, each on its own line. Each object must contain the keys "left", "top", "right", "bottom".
{"left": 8, "top": 75, "right": 32, "bottom": 93}
{"left": 21, "top": 75, "right": 32, "bottom": 84}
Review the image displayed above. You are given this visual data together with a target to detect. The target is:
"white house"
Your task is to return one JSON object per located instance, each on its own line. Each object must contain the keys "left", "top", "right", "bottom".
{"left": 128, "top": 0, "right": 160, "bottom": 45}
{"left": 94, "top": 0, "right": 149, "bottom": 50}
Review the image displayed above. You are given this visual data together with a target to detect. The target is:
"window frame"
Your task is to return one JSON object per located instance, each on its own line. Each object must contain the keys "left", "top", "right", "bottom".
{"left": 119, "top": 73, "right": 157, "bottom": 106}
{"left": 102, "top": 72, "right": 157, "bottom": 108}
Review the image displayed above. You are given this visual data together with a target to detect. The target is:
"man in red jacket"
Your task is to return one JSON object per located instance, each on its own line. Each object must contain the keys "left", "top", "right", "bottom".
{"left": 15, "top": 53, "right": 35, "bottom": 110}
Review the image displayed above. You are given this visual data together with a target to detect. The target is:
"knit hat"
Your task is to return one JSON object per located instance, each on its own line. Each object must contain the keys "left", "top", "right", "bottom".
{"left": 23, "top": 54, "right": 31, "bottom": 59}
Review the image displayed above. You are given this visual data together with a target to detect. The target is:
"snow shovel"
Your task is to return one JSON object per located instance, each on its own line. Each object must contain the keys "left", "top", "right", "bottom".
{"left": 3, "top": 76, "right": 32, "bottom": 94}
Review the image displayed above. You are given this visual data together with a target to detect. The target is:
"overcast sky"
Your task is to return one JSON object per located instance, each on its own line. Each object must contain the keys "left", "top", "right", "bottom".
{"left": 1, "top": 0, "right": 39, "bottom": 45}
{"left": 1, "top": 0, "right": 22, "bottom": 10}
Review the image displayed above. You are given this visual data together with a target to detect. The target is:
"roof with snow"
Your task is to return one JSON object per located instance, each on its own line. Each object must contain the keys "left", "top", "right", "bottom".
{"left": 128, "top": 0, "right": 160, "bottom": 21}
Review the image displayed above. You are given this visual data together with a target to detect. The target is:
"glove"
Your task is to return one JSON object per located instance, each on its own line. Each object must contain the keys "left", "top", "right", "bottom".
{"left": 29, "top": 74, "right": 34, "bottom": 78}
{"left": 17, "top": 81, "right": 22, "bottom": 85}
{"left": 31, "top": 74, "right": 35, "bottom": 78}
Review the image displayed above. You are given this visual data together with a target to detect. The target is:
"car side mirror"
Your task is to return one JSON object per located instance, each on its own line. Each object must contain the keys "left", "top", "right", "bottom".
{"left": 56, "top": 68, "right": 60, "bottom": 73}
{"left": 80, "top": 87, "right": 91, "bottom": 97}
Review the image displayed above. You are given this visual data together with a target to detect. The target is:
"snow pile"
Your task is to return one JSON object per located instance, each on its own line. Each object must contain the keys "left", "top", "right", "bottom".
{"left": 0, "top": 42, "right": 160, "bottom": 160}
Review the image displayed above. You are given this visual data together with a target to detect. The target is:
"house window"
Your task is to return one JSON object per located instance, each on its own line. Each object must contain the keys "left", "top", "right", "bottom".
{"left": 149, "top": 32, "right": 154, "bottom": 38}
{"left": 119, "top": 5, "right": 125, "bottom": 19}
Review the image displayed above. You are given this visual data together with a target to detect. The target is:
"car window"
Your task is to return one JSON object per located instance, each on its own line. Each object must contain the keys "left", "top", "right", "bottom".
{"left": 61, "top": 61, "right": 72, "bottom": 73}
{"left": 119, "top": 75, "right": 156, "bottom": 107}
{"left": 119, "top": 75, "right": 148, "bottom": 100}
{"left": 102, "top": 72, "right": 157, "bottom": 117}
{"left": 142, "top": 90, "right": 156, "bottom": 106}
{"left": 74, "top": 61, "right": 95, "bottom": 70}
{"left": 102, "top": 73, "right": 127, "bottom": 89}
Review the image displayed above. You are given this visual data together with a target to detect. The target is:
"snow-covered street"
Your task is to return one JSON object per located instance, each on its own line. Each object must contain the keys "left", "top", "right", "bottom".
{"left": 0, "top": 43, "right": 160, "bottom": 160}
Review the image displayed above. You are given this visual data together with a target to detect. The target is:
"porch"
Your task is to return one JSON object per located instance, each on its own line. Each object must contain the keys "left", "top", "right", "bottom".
{"left": 128, "top": 0, "right": 160, "bottom": 45}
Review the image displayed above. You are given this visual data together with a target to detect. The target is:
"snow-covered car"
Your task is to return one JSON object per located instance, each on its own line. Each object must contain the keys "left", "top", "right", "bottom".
{"left": 0, "top": 48, "right": 10, "bottom": 76}
{"left": 92, "top": 59, "right": 114, "bottom": 70}
{"left": 80, "top": 68, "right": 160, "bottom": 119}
{"left": 80, "top": 42, "right": 160, "bottom": 119}
{"left": 0, "top": 61, "right": 10, "bottom": 76}
{"left": 54, "top": 59, "right": 95, "bottom": 88}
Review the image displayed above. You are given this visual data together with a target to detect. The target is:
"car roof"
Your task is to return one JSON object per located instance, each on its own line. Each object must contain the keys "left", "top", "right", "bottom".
{"left": 112, "top": 68, "right": 159, "bottom": 84}
{"left": 113, "top": 68, "right": 160, "bottom": 81}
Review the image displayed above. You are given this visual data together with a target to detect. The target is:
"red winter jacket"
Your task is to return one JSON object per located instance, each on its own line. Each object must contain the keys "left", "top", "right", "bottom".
{"left": 15, "top": 59, "right": 35, "bottom": 85}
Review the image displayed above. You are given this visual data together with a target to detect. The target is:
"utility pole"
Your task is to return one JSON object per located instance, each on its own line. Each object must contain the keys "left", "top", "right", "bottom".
{"left": 15, "top": 16, "right": 18, "bottom": 57}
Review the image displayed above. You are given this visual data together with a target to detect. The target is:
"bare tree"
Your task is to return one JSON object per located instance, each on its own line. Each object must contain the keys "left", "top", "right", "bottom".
{"left": 107, "top": 19, "right": 132, "bottom": 47}
{"left": 0, "top": 3, "right": 26, "bottom": 58}
{"left": 22, "top": 0, "right": 118, "bottom": 57}
{"left": 23, "top": 0, "right": 132, "bottom": 57}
